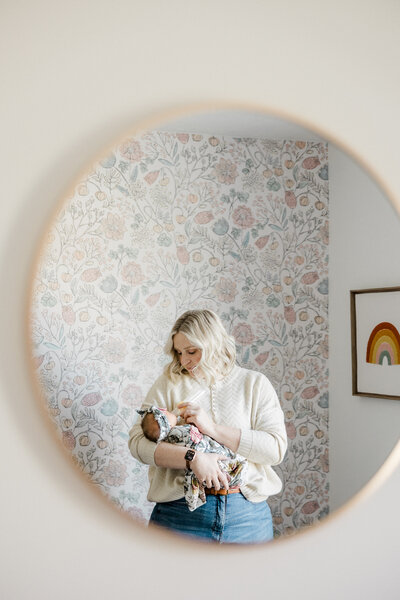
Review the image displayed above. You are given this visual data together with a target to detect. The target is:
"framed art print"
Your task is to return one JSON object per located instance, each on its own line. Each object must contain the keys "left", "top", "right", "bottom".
{"left": 351, "top": 286, "right": 400, "bottom": 400}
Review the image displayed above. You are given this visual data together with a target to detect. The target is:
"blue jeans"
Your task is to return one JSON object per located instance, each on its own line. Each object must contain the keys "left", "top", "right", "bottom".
{"left": 149, "top": 492, "right": 274, "bottom": 544}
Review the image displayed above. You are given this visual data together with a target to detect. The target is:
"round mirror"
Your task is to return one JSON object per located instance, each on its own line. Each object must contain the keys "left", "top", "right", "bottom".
{"left": 27, "top": 106, "right": 400, "bottom": 541}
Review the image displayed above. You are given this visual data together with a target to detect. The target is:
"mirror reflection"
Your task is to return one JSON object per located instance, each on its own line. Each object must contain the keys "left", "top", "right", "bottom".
{"left": 28, "top": 108, "right": 397, "bottom": 543}
{"left": 130, "top": 310, "right": 288, "bottom": 543}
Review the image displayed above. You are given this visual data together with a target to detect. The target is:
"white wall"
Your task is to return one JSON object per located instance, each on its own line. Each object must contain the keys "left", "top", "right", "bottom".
{"left": 330, "top": 145, "right": 400, "bottom": 509}
{"left": 1, "top": 1, "right": 400, "bottom": 599}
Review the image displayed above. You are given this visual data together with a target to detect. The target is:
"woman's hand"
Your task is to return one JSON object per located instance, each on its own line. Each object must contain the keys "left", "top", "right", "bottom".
{"left": 191, "top": 452, "right": 230, "bottom": 491}
{"left": 178, "top": 402, "right": 216, "bottom": 437}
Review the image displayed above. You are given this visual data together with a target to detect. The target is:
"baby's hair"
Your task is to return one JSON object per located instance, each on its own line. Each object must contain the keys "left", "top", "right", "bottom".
{"left": 141, "top": 412, "right": 161, "bottom": 443}
{"left": 164, "top": 309, "right": 236, "bottom": 386}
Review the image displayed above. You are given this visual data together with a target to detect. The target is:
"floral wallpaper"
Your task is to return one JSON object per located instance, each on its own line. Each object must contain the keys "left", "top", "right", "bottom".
{"left": 30, "top": 130, "right": 329, "bottom": 538}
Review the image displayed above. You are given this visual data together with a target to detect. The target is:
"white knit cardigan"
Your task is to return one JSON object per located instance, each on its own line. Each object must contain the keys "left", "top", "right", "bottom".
{"left": 128, "top": 364, "right": 287, "bottom": 503}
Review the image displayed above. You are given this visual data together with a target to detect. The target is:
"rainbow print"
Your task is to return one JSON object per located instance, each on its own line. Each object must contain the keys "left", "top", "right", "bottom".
{"left": 366, "top": 322, "right": 400, "bottom": 365}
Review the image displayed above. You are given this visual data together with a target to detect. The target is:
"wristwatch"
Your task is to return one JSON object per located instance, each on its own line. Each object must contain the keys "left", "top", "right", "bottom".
{"left": 184, "top": 449, "right": 196, "bottom": 470}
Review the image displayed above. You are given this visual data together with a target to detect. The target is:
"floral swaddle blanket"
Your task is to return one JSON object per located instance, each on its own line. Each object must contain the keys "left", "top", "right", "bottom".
{"left": 167, "top": 422, "right": 247, "bottom": 511}
{"left": 137, "top": 406, "right": 247, "bottom": 511}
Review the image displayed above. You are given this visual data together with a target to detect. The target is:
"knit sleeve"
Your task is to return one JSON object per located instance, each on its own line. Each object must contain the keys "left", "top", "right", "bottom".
{"left": 128, "top": 374, "right": 170, "bottom": 467}
{"left": 237, "top": 374, "right": 287, "bottom": 466}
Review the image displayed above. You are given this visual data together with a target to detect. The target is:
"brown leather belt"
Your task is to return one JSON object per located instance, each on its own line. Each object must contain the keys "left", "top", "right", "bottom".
{"left": 205, "top": 486, "right": 240, "bottom": 496}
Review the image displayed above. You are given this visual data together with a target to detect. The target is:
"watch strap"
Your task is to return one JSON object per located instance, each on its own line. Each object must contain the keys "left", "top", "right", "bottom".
{"left": 184, "top": 449, "right": 196, "bottom": 470}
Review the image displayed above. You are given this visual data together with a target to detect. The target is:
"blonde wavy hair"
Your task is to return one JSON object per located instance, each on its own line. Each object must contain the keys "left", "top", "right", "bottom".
{"left": 164, "top": 309, "right": 236, "bottom": 385}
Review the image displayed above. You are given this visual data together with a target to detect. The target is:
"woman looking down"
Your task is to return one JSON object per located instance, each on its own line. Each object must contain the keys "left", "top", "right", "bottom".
{"left": 128, "top": 309, "right": 287, "bottom": 544}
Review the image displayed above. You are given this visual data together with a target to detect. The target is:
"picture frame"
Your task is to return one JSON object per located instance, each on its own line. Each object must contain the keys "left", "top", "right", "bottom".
{"left": 350, "top": 286, "right": 400, "bottom": 400}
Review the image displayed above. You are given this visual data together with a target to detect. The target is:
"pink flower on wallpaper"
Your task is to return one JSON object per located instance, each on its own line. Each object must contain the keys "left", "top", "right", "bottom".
{"left": 232, "top": 322, "right": 255, "bottom": 345}
{"left": 255, "top": 235, "right": 270, "bottom": 249}
{"left": 62, "top": 430, "right": 76, "bottom": 450}
{"left": 215, "top": 277, "right": 238, "bottom": 302}
{"left": 81, "top": 392, "right": 102, "bottom": 406}
{"left": 102, "top": 213, "right": 126, "bottom": 241}
{"left": 213, "top": 158, "right": 238, "bottom": 184}
{"left": 232, "top": 206, "right": 255, "bottom": 228}
{"left": 284, "top": 306, "right": 296, "bottom": 324}
{"left": 285, "top": 422, "right": 297, "bottom": 440}
{"left": 301, "top": 271, "right": 319, "bottom": 285}
{"left": 301, "top": 500, "right": 319, "bottom": 515}
{"left": 301, "top": 386, "right": 319, "bottom": 400}
{"left": 145, "top": 292, "right": 161, "bottom": 306}
{"left": 255, "top": 351, "right": 269, "bottom": 365}
{"left": 81, "top": 268, "right": 101, "bottom": 282}
{"left": 122, "top": 261, "right": 144, "bottom": 286}
{"left": 176, "top": 246, "right": 190, "bottom": 265}
{"left": 285, "top": 190, "right": 297, "bottom": 209}
{"left": 194, "top": 211, "right": 214, "bottom": 224}
{"left": 144, "top": 170, "right": 159, "bottom": 185}
{"left": 62, "top": 305, "right": 76, "bottom": 325}
{"left": 121, "top": 384, "right": 143, "bottom": 408}
{"left": 102, "top": 337, "right": 128, "bottom": 364}
{"left": 302, "top": 156, "right": 321, "bottom": 170}
{"left": 176, "top": 133, "right": 189, "bottom": 143}
{"left": 103, "top": 459, "right": 128, "bottom": 486}
{"left": 120, "top": 139, "right": 144, "bottom": 162}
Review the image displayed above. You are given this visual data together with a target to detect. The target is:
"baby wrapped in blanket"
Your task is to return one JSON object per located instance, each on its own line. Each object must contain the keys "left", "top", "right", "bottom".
{"left": 136, "top": 405, "right": 247, "bottom": 511}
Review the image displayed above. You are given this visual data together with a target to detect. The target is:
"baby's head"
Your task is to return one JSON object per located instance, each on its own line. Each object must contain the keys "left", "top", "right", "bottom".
{"left": 137, "top": 406, "right": 177, "bottom": 442}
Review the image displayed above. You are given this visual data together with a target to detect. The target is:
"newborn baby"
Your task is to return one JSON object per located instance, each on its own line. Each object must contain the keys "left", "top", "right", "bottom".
{"left": 137, "top": 405, "right": 247, "bottom": 511}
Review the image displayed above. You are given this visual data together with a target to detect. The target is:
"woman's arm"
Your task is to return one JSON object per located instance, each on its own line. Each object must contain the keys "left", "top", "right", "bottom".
{"left": 153, "top": 441, "right": 187, "bottom": 468}
{"left": 179, "top": 402, "right": 241, "bottom": 452}
{"left": 210, "top": 423, "right": 241, "bottom": 452}
{"left": 237, "top": 377, "right": 287, "bottom": 466}
{"left": 154, "top": 442, "right": 230, "bottom": 490}
{"left": 128, "top": 419, "right": 158, "bottom": 466}
{"left": 179, "top": 375, "right": 287, "bottom": 466}
{"left": 128, "top": 373, "right": 172, "bottom": 466}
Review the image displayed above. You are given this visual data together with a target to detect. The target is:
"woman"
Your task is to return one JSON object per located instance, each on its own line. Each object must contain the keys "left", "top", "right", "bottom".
{"left": 128, "top": 309, "right": 287, "bottom": 544}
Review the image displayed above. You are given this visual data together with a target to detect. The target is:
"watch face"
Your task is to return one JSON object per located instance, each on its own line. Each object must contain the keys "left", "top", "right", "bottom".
{"left": 184, "top": 449, "right": 195, "bottom": 461}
